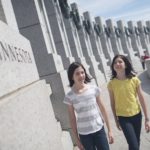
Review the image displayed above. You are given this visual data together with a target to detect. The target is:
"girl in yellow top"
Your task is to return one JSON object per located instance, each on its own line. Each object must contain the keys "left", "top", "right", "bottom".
{"left": 108, "top": 55, "right": 150, "bottom": 150}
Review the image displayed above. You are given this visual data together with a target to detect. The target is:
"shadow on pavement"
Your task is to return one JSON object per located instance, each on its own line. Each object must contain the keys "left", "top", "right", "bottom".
{"left": 138, "top": 70, "right": 150, "bottom": 95}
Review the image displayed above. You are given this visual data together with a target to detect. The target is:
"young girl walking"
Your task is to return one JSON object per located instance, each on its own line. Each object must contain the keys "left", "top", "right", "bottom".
{"left": 64, "top": 62, "right": 114, "bottom": 150}
{"left": 108, "top": 54, "right": 150, "bottom": 150}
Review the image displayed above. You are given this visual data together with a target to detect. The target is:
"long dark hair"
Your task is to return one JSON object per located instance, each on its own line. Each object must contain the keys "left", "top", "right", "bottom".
{"left": 110, "top": 55, "right": 136, "bottom": 79}
{"left": 67, "top": 62, "right": 91, "bottom": 87}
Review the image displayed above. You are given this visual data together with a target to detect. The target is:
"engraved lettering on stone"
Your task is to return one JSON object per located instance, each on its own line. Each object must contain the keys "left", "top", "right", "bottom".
{"left": 0, "top": 41, "right": 32, "bottom": 63}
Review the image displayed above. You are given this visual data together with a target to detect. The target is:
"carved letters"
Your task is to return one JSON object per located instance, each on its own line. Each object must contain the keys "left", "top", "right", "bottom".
{"left": 0, "top": 41, "right": 32, "bottom": 64}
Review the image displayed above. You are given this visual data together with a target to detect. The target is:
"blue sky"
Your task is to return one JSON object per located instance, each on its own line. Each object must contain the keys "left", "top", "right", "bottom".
{"left": 69, "top": 0, "right": 150, "bottom": 22}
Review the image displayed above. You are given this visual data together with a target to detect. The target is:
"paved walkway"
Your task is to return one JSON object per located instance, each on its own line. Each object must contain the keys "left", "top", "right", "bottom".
{"left": 74, "top": 70, "right": 150, "bottom": 150}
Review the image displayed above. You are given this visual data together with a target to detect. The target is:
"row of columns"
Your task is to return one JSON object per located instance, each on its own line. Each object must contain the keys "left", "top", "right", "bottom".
{"left": 10, "top": 0, "right": 150, "bottom": 138}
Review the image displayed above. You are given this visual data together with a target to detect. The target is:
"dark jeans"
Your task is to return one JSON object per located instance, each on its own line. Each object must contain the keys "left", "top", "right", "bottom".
{"left": 118, "top": 112, "right": 142, "bottom": 150}
{"left": 141, "top": 62, "right": 145, "bottom": 70}
{"left": 79, "top": 127, "right": 109, "bottom": 150}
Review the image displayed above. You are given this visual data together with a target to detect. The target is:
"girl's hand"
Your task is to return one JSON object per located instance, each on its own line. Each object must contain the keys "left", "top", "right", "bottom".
{"left": 145, "top": 119, "right": 150, "bottom": 133}
{"left": 76, "top": 139, "right": 84, "bottom": 150}
{"left": 108, "top": 131, "right": 114, "bottom": 144}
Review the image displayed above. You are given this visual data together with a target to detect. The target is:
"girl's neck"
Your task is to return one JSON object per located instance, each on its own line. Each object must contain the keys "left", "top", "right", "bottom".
{"left": 72, "top": 83, "right": 89, "bottom": 94}
{"left": 116, "top": 72, "right": 126, "bottom": 80}
{"left": 73, "top": 83, "right": 86, "bottom": 90}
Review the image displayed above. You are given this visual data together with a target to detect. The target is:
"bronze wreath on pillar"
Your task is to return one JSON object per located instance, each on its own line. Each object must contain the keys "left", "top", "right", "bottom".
{"left": 114, "top": 27, "right": 122, "bottom": 38}
{"left": 94, "top": 24, "right": 102, "bottom": 37}
{"left": 104, "top": 27, "right": 111, "bottom": 38}
{"left": 83, "top": 19, "right": 92, "bottom": 35}
{"left": 58, "top": 0, "right": 70, "bottom": 19}
{"left": 134, "top": 27, "right": 141, "bottom": 36}
{"left": 144, "top": 26, "right": 150, "bottom": 35}
{"left": 124, "top": 27, "right": 133, "bottom": 37}
{"left": 70, "top": 9, "right": 82, "bottom": 30}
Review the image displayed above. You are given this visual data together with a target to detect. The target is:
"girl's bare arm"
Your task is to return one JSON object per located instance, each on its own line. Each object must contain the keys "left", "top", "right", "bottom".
{"left": 137, "top": 84, "right": 150, "bottom": 132}
{"left": 67, "top": 105, "right": 84, "bottom": 149}
{"left": 108, "top": 89, "right": 121, "bottom": 130}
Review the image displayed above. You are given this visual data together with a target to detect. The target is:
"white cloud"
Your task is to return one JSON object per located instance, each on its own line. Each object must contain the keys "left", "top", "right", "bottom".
{"left": 69, "top": 0, "right": 150, "bottom": 22}
{"left": 69, "top": 0, "right": 135, "bottom": 15}
{"left": 113, "top": 7, "right": 150, "bottom": 22}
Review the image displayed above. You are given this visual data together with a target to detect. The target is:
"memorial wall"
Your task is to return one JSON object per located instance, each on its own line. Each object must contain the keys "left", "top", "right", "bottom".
{"left": 0, "top": 0, "right": 73, "bottom": 149}
{"left": 1, "top": 0, "right": 150, "bottom": 149}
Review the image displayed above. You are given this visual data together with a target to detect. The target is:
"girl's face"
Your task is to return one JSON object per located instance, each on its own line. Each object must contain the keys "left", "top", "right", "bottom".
{"left": 72, "top": 66, "right": 85, "bottom": 85}
{"left": 113, "top": 57, "right": 126, "bottom": 72}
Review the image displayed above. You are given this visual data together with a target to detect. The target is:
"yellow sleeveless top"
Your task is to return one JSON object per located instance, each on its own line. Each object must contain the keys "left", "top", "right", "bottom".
{"left": 108, "top": 76, "right": 141, "bottom": 117}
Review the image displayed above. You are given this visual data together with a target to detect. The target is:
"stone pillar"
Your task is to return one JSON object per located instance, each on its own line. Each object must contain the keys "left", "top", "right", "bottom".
{"left": 0, "top": 0, "right": 18, "bottom": 31}
{"left": 44, "top": 0, "right": 74, "bottom": 69}
{"left": 128, "top": 21, "right": 145, "bottom": 57}
{"left": 0, "top": 19, "right": 67, "bottom": 150}
{"left": 146, "top": 21, "right": 150, "bottom": 45}
{"left": 106, "top": 19, "right": 126, "bottom": 55}
{"left": 0, "top": 20, "right": 39, "bottom": 97}
{"left": 71, "top": 4, "right": 106, "bottom": 86}
{"left": 61, "top": 2, "right": 90, "bottom": 76}
{"left": 95, "top": 16, "right": 114, "bottom": 65}
{"left": 117, "top": 20, "right": 136, "bottom": 58}
{"left": 143, "top": 21, "right": 150, "bottom": 44}
{"left": 137, "top": 21, "right": 150, "bottom": 55}
{"left": 83, "top": 11, "right": 111, "bottom": 81}
{"left": 117, "top": 20, "right": 143, "bottom": 72}
{"left": 0, "top": 0, "right": 7, "bottom": 23}
{"left": 11, "top": 0, "right": 72, "bottom": 133}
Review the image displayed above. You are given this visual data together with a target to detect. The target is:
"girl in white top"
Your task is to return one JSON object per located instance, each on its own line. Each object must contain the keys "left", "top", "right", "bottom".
{"left": 64, "top": 62, "right": 114, "bottom": 150}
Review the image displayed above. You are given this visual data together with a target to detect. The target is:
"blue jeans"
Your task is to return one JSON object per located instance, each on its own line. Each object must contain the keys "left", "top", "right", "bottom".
{"left": 118, "top": 112, "right": 142, "bottom": 150}
{"left": 79, "top": 127, "right": 109, "bottom": 150}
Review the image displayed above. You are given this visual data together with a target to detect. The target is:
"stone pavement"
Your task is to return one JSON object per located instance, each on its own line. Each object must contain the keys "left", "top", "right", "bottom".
{"left": 74, "top": 70, "right": 150, "bottom": 150}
